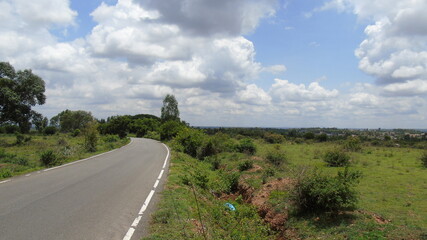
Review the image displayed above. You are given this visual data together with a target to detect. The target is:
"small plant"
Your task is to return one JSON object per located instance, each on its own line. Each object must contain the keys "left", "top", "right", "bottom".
{"left": 420, "top": 151, "right": 427, "bottom": 168}
{"left": 238, "top": 159, "right": 254, "bottom": 171}
{"left": 236, "top": 138, "right": 256, "bottom": 155}
{"left": 266, "top": 149, "right": 287, "bottom": 166}
{"left": 40, "top": 150, "right": 58, "bottom": 167}
{"left": 103, "top": 134, "right": 119, "bottom": 143}
{"left": 323, "top": 149, "right": 350, "bottom": 167}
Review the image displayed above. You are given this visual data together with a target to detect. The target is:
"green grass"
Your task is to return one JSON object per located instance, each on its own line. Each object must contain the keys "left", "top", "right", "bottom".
{"left": 256, "top": 140, "right": 427, "bottom": 239}
{"left": 0, "top": 133, "right": 129, "bottom": 180}
{"left": 147, "top": 139, "right": 427, "bottom": 239}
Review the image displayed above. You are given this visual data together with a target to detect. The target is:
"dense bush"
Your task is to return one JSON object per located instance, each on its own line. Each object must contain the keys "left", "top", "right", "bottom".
{"left": 236, "top": 138, "right": 256, "bottom": 155}
{"left": 40, "top": 150, "right": 59, "bottom": 167}
{"left": 292, "top": 167, "right": 362, "bottom": 213}
{"left": 420, "top": 151, "right": 427, "bottom": 168}
{"left": 43, "top": 126, "right": 57, "bottom": 135}
{"left": 72, "top": 129, "right": 80, "bottom": 137}
{"left": 343, "top": 137, "right": 362, "bottom": 152}
{"left": 103, "top": 134, "right": 119, "bottom": 143}
{"left": 264, "top": 132, "right": 285, "bottom": 144}
{"left": 84, "top": 121, "right": 99, "bottom": 152}
{"left": 323, "top": 149, "right": 351, "bottom": 167}
{"left": 238, "top": 159, "right": 254, "bottom": 171}
{"left": 174, "top": 128, "right": 204, "bottom": 158}
{"left": 159, "top": 120, "right": 183, "bottom": 141}
{"left": 266, "top": 148, "right": 287, "bottom": 166}
{"left": 4, "top": 125, "right": 20, "bottom": 134}
{"left": 145, "top": 131, "right": 160, "bottom": 141}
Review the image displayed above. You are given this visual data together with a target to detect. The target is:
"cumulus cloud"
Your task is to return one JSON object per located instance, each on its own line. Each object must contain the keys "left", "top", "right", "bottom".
{"left": 135, "top": 0, "right": 277, "bottom": 36}
{"left": 270, "top": 79, "right": 338, "bottom": 102}
{"left": 319, "top": 0, "right": 427, "bottom": 97}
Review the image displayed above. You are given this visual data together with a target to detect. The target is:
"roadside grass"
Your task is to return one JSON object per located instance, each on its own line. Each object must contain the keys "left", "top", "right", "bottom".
{"left": 0, "top": 133, "right": 129, "bottom": 180}
{"left": 144, "top": 152, "right": 274, "bottom": 240}
{"left": 147, "top": 138, "right": 427, "bottom": 239}
{"left": 256, "top": 140, "right": 427, "bottom": 239}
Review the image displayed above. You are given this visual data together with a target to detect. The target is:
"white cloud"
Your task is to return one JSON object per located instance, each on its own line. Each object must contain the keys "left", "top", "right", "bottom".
{"left": 270, "top": 79, "right": 339, "bottom": 102}
{"left": 236, "top": 84, "right": 271, "bottom": 105}
{"left": 319, "top": 0, "right": 427, "bottom": 97}
{"left": 263, "top": 64, "right": 287, "bottom": 74}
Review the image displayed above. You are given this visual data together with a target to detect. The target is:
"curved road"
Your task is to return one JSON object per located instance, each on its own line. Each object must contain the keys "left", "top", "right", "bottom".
{"left": 0, "top": 138, "right": 169, "bottom": 240}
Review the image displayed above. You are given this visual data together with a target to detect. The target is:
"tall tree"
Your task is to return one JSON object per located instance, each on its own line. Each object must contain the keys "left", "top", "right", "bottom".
{"left": 161, "top": 94, "right": 180, "bottom": 122}
{"left": 0, "top": 62, "right": 46, "bottom": 133}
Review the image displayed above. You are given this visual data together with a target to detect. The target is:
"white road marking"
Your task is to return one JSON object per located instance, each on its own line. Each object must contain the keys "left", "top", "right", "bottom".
{"left": 25, "top": 174, "right": 31, "bottom": 177}
{"left": 157, "top": 170, "right": 164, "bottom": 180}
{"left": 0, "top": 179, "right": 11, "bottom": 184}
{"left": 153, "top": 180, "right": 159, "bottom": 189}
{"left": 122, "top": 142, "right": 170, "bottom": 240}
{"left": 123, "top": 228, "right": 135, "bottom": 240}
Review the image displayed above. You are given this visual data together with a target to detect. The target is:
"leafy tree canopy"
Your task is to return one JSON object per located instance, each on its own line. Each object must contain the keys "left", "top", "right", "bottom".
{"left": 161, "top": 94, "right": 180, "bottom": 122}
{"left": 0, "top": 62, "right": 46, "bottom": 133}
{"left": 50, "top": 109, "right": 94, "bottom": 132}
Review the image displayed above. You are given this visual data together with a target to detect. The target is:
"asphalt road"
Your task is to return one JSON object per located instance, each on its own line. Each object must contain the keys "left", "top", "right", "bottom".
{"left": 0, "top": 138, "right": 169, "bottom": 240}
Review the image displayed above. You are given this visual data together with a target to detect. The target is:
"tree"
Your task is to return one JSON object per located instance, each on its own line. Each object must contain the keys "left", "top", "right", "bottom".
{"left": 32, "top": 112, "right": 48, "bottom": 132}
{"left": 50, "top": 110, "right": 94, "bottom": 132}
{"left": 0, "top": 62, "right": 46, "bottom": 133}
{"left": 161, "top": 94, "right": 180, "bottom": 122}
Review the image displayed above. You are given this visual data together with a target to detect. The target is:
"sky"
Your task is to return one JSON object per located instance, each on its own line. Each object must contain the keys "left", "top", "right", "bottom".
{"left": 1, "top": 0, "right": 427, "bottom": 129}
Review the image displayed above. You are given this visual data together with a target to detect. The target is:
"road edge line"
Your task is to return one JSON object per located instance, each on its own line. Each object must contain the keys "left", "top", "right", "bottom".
{"left": 122, "top": 142, "right": 170, "bottom": 240}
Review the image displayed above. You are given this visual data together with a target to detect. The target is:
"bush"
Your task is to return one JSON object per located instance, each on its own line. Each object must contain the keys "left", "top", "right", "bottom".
{"left": 223, "top": 172, "right": 240, "bottom": 193}
{"left": 40, "top": 150, "right": 59, "bottom": 167}
{"left": 72, "top": 129, "right": 81, "bottom": 137}
{"left": 238, "top": 159, "right": 253, "bottom": 171}
{"left": 264, "top": 132, "right": 285, "bottom": 144}
{"left": 174, "top": 128, "right": 204, "bottom": 158}
{"left": 343, "top": 137, "right": 362, "bottom": 152}
{"left": 323, "top": 149, "right": 351, "bottom": 167}
{"left": 84, "top": 121, "right": 99, "bottom": 152}
{"left": 292, "top": 167, "right": 362, "bottom": 214}
{"left": 4, "top": 125, "right": 19, "bottom": 134}
{"left": 103, "top": 134, "right": 119, "bottom": 143}
{"left": 420, "top": 151, "right": 427, "bottom": 168}
{"left": 15, "top": 134, "right": 24, "bottom": 145}
{"left": 145, "top": 131, "right": 160, "bottom": 141}
{"left": 236, "top": 138, "right": 256, "bottom": 155}
{"left": 44, "top": 126, "right": 57, "bottom": 135}
{"left": 266, "top": 149, "right": 287, "bottom": 166}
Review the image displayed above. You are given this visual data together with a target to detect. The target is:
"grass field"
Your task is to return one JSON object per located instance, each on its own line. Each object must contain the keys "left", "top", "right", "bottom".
{"left": 146, "top": 138, "right": 427, "bottom": 239}
{"left": 0, "top": 133, "right": 129, "bottom": 180}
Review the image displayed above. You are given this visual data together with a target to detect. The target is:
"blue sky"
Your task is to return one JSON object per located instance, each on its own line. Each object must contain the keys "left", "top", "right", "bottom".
{"left": 1, "top": 0, "right": 427, "bottom": 128}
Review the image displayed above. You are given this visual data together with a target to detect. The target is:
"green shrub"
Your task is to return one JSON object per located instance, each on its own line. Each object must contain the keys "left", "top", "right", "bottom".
{"left": 145, "top": 131, "right": 160, "bottom": 141}
{"left": 236, "top": 138, "right": 256, "bottom": 155}
{"left": 343, "top": 136, "right": 362, "bottom": 152}
{"left": 43, "top": 126, "right": 57, "bottom": 135}
{"left": 238, "top": 159, "right": 253, "bottom": 171}
{"left": 208, "top": 156, "right": 221, "bottom": 170}
{"left": 40, "top": 150, "right": 59, "bottom": 167}
{"left": 15, "top": 133, "right": 24, "bottom": 145}
{"left": 264, "top": 132, "right": 285, "bottom": 144}
{"left": 323, "top": 149, "right": 351, "bottom": 167}
{"left": 0, "top": 168, "right": 12, "bottom": 178}
{"left": 266, "top": 149, "right": 287, "bottom": 166}
{"left": 223, "top": 172, "right": 240, "bottom": 193}
{"left": 4, "top": 124, "right": 19, "bottom": 134}
{"left": 72, "top": 129, "right": 81, "bottom": 137}
{"left": 420, "top": 151, "right": 427, "bottom": 168}
{"left": 84, "top": 121, "right": 98, "bottom": 152}
{"left": 174, "top": 128, "right": 204, "bottom": 158}
{"left": 292, "top": 167, "right": 362, "bottom": 214}
{"left": 103, "top": 134, "right": 119, "bottom": 143}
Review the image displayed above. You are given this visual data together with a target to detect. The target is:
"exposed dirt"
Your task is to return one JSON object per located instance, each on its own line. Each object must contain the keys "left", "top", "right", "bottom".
{"left": 358, "top": 210, "right": 391, "bottom": 224}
